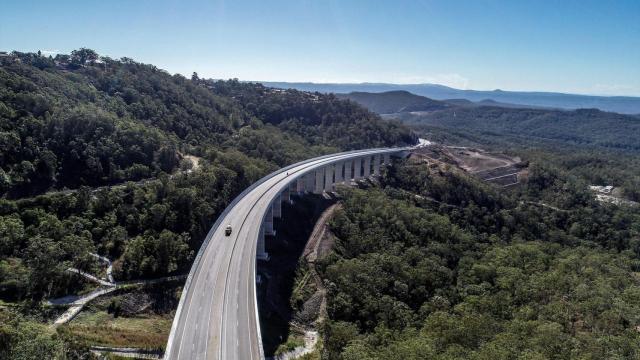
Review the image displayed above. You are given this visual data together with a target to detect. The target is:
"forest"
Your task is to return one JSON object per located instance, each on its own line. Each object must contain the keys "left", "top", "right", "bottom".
{"left": 398, "top": 118, "right": 640, "bottom": 203}
{"left": 0, "top": 49, "right": 414, "bottom": 358}
{"left": 392, "top": 105, "right": 640, "bottom": 152}
{"left": 2, "top": 48, "right": 640, "bottom": 359}
{"left": 319, "top": 159, "right": 640, "bottom": 359}
{"left": 301, "top": 91, "right": 640, "bottom": 359}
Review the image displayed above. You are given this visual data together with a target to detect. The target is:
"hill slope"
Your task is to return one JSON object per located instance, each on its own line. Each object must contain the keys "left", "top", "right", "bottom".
{"left": 0, "top": 49, "right": 414, "bottom": 305}
{"left": 0, "top": 50, "right": 414, "bottom": 198}
{"left": 391, "top": 106, "right": 640, "bottom": 152}
{"left": 336, "top": 90, "right": 450, "bottom": 114}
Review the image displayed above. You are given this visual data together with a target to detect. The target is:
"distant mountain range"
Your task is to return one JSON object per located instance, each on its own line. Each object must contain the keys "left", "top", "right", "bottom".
{"left": 261, "top": 82, "right": 640, "bottom": 114}
{"left": 337, "top": 90, "right": 553, "bottom": 114}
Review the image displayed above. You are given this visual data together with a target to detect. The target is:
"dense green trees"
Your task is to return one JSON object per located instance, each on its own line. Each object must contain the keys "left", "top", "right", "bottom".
{"left": 393, "top": 108, "right": 640, "bottom": 200}
{"left": 320, "top": 160, "right": 640, "bottom": 359}
{"left": 0, "top": 49, "right": 415, "bottom": 357}
{"left": 0, "top": 49, "right": 413, "bottom": 303}
{"left": 395, "top": 106, "right": 640, "bottom": 152}
{"left": 0, "top": 50, "right": 414, "bottom": 199}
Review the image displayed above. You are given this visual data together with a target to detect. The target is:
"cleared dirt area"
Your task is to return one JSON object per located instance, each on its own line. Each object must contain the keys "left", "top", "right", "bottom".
{"left": 445, "top": 146, "right": 521, "bottom": 173}
{"left": 303, "top": 203, "right": 341, "bottom": 264}
{"left": 410, "top": 144, "right": 528, "bottom": 187}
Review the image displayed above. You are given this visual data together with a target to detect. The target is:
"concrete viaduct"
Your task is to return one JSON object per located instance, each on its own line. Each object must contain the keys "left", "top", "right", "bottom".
{"left": 165, "top": 146, "right": 411, "bottom": 360}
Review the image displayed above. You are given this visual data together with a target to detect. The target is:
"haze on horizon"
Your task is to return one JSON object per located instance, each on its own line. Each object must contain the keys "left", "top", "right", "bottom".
{"left": 1, "top": 0, "right": 639, "bottom": 96}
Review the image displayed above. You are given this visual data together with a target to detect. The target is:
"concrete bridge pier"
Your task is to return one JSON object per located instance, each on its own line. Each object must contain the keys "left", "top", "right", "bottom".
{"left": 324, "top": 164, "right": 334, "bottom": 192}
{"left": 353, "top": 158, "right": 362, "bottom": 180}
{"left": 363, "top": 156, "right": 371, "bottom": 177}
{"left": 257, "top": 224, "right": 269, "bottom": 261}
{"left": 305, "top": 173, "right": 315, "bottom": 193}
{"left": 383, "top": 153, "right": 391, "bottom": 165}
{"left": 373, "top": 154, "right": 381, "bottom": 176}
{"left": 296, "top": 177, "right": 305, "bottom": 194}
{"left": 344, "top": 160, "right": 352, "bottom": 183}
{"left": 273, "top": 195, "right": 282, "bottom": 218}
{"left": 264, "top": 207, "right": 275, "bottom": 236}
{"left": 334, "top": 161, "right": 343, "bottom": 184}
{"left": 314, "top": 169, "right": 324, "bottom": 194}
{"left": 285, "top": 183, "right": 295, "bottom": 203}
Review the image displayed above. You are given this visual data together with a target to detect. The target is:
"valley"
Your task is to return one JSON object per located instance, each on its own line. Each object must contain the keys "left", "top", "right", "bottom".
{"left": 1, "top": 49, "right": 639, "bottom": 360}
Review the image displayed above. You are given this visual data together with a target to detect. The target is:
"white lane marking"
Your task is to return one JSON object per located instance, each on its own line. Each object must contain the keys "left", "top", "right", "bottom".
{"left": 203, "top": 211, "right": 246, "bottom": 359}
{"left": 247, "top": 237, "right": 255, "bottom": 360}
{"left": 178, "top": 224, "right": 228, "bottom": 359}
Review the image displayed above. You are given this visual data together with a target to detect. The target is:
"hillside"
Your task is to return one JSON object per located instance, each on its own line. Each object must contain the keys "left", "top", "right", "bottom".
{"left": 391, "top": 106, "right": 640, "bottom": 152}
{"left": 0, "top": 49, "right": 414, "bottom": 302}
{"left": 262, "top": 81, "right": 640, "bottom": 114}
{"left": 316, "top": 159, "right": 640, "bottom": 359}
{"left": 0, "top": 50, "right": 414, "bottom": 199}
{"left": 336, "top": 90, "right": 449, "bottom": 114}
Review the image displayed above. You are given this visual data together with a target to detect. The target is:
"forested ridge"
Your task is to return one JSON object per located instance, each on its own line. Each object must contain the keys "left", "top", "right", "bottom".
{"left": 392, "top": 105, "right": 640, "bottom": 152}
{"left": 336, "top": 91, "right": 450, "bottom": 114}
{"left": 0, "top": 49, "right": 412, "bottom": 291}
{"left": 2, "top": 48, "right": 639, "bottom": 360}
{"left": 0, "top": 49, "right": 414, "bottom": 358}
{"left": 319, "top": 160, "right": 640, "bottom": 359}
{"left": 0, "top": 49, "right": 413, "bottom": 199}
{"left": 400, "top": 116, "right": 640, "bottom": 202}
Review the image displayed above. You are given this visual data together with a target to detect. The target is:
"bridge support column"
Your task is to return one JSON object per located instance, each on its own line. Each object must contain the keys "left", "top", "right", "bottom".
{"left": 264, "top": 207, "right": 275, "bottom": 236}
{"left": 334, "top": 161, "right": 343, "bottom": 184}
{"left": 273, "top": 196, "right": 282, "bottom": 218}
{"left": 257, "top": 224, "right": 269, "bottom": 261}
{"left": 285, "top": 183, "right": 294, "bottom": 202}
{"left": 296, "top": 177, "right": 305, "bottom": 194}
{"left": 305, "top": 173, "right": 315, "bottom": 193}
{"left": 353, "top": 158, "right": 362, "bottom": 180}
{"left": 373, "top": 154, "right": 381, "bottom": 176}
{"left": 344, "top": 160, "right": 352, "bottom": 183}
{"left": 324, "top": 164, "right": 334, "bottom": 192}
{"left": 314, "top": 169, "right": 324, "bottom": 194}
{"left": 363, "top": 156, "right": 371, "bottom": 177}
{"left": 383, "top": 153, "right": 391, "bottom": 165}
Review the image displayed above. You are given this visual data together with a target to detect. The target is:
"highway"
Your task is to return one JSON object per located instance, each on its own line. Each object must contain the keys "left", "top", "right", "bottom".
{"left": 165, "top": 147, "right": 410, "bottom": 360}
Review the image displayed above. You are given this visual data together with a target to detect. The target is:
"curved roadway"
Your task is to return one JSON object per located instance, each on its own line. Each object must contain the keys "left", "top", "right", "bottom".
{"left": 165, "top": 147, "right": 410, "bottom": 360}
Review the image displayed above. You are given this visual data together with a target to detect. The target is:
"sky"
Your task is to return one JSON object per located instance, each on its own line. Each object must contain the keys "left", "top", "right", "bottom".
{"left": 1, "top": 0, "right": 639, "bottom": 96}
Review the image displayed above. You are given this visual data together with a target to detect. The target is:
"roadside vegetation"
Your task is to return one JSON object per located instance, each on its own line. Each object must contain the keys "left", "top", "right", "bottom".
{"left": 63, "top": 310, "right": 170, "bottom": 349}
{"left": 318, "top": 159, "right": 640, "bottom": 359}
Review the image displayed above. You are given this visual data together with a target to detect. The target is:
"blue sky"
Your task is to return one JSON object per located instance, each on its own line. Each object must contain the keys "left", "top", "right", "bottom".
{"left": 1, "top": 0, "right": 639, "bottom": 96}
